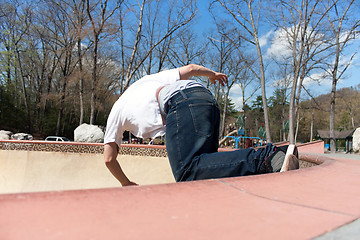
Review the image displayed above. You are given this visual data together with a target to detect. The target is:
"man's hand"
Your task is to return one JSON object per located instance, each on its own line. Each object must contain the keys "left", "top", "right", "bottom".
{"left": 179, "top": 64, "right": 228, "bottom": 86}
{"left": 209, "top": 72, "right": 228, "bottom": 86}
{"left": 104, "top": 142, "right": 137, "bottom": 187}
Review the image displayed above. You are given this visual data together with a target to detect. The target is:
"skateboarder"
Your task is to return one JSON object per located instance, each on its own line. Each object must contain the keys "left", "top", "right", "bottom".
{"left": 104, "top": 64, "right": 299, "bottom": 186}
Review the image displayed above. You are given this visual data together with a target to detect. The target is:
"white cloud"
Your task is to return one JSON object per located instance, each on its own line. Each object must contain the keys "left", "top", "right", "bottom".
{"left": 302, "top": 44, "right": 360, "bottom": 88}
{"left": 302, "top": 71, "right": 330, "bottom": 87}
{"left": 230, "top": 84, "right": 242, "bottom": 94}
{"left": 262, "top": 25, "right": 360, "bottom": 94}
{"left": 264, "top": 25, "right": 326, "bottom": 61}
{"left": 228, "top": 83, "right": 260, "bottom": 110}
{"left": 339, "top": 30, "right": 360, "bottom": 46}
{"left": 265, "top": 28, "right": 292, "bottom": 59}
{"left": 230, "top": 95, "right": 244, "bottom": 110}
{"left": 229, "top": 84, "right": 243, "bottom": 110}
{"left": 259, "top": 30, "right": 273, "bottom": 47}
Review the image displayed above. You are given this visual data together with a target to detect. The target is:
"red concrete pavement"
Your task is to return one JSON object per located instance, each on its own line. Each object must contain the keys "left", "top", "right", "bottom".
{"left": 1, "top": 153, "right": 360, "bottom": 240}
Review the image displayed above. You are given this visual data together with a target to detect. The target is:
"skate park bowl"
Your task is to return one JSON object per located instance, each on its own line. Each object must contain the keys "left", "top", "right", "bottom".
{"left": 0, "top": 141, "right": 176, "bottom": 194}
{"left": 0, "top": 140, "right": 321, "bottom": 194}
{"left": 1, "top": 139, "right": 360, "bottom": 239}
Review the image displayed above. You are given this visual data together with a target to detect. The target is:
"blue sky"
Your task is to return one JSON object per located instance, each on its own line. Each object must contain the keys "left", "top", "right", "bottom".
{"left": 194, "top": 0, "right": 360, "bottom": 110}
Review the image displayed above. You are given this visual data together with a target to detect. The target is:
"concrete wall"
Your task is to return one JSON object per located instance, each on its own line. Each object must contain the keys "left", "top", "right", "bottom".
{"left": 0, "top": 150, "right": 175, "bottom": 194}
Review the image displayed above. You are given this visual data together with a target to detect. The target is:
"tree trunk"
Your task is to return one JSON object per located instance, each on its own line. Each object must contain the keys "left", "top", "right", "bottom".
{"left": 90, "top": 38, "right": 98, "bottom": 125}
{"left": 282, "top": 106, "right": 286, "bottom": 141}
{"left": 56, "top": 79, "right": 67, "bottom": 136}
{"left": 295, "top": 110, "right": 300, "bottom": 143}
{"left": 6, "top": 45, "right": 12, "bottom": 87}
{"left": 16, "top": 49, "right": 33, "bottom": 134}
{"left": 329, "top": 81, "right": 337, "bottom": 153}
{"left": 330, "top": 30, "right": 341, "bottom": 153}
{"left": 220, "top": 89, "right": 229, "bottom": 138}
{"left": 310, "top": 110, "right": 314, "bottom": 142}
{"left": 78, "top": 38, "right": 84, "bottom": 125}
{"left": 248, "top": 1, "right": 272, "bottom": 143}
{"left": 124, "top": 0, "right": 145, "bottom": 88}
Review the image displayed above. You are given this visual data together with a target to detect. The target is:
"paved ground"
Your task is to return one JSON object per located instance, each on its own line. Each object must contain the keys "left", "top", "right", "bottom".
{"left": 312, "top": 152, "right": 360, "bottom": 240}
{"left": 314, "top": 218, "right": 360, "bottom": 240}
{"left": 322, "top": 152, "right": 360, "bottom": 161}
{"left": 1, "top": 151, "right": 359, "bottom": 240}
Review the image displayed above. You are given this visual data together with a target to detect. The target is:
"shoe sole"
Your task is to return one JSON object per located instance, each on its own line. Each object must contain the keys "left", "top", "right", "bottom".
{"left": 280, "top": 144, "right": 299, "bottom": 172}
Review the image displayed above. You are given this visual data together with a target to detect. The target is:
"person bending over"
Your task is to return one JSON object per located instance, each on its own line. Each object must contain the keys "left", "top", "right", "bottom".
{"left": 104, "top": 64, "right": 299, "bottom": 186}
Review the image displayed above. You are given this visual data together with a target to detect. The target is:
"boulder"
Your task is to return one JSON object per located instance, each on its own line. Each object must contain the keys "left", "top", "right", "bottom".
{"left": 74, "top": 123, "right": 104, "bottom": 143}
{"left": 0, "top": 130, "right": 13, "bottom": 140}
{"left": 11, "top": 133, "right": 33, "bottom": 140}
{"left": 353, "top": 127, "right": 360, "bottom": 153}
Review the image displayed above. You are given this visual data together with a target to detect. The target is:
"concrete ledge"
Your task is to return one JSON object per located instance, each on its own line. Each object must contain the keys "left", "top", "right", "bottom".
{"left": 1, "top": 151, "right": 359, "bottom": 239}
{"left": 297, "top": 140, "right": 325, "bottom": 154}
{"left": 0, "top": 140, "right": 167, "bottom": 156}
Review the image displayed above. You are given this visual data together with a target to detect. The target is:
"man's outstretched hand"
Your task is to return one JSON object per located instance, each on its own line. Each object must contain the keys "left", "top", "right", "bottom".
{"left": 209, "top": 72, "right": 228, "bottom": 86}
{"left": 179, "top": 64, "right": 228, "bottom": 86}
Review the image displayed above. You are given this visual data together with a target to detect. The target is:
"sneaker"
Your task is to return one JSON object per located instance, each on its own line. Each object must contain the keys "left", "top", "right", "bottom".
{"left": 259, "top": 144, "right": 299, "bottom": 173}
{"left": 280, "top": 144, "right": 299, "bottom": 172}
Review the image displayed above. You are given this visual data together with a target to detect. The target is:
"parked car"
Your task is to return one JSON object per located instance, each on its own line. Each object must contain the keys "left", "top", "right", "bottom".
{"left": 45, "top": 136, "right": 70, "bottom": 142}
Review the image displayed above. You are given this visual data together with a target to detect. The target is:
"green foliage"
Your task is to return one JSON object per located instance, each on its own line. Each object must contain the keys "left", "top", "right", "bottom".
{"left": 251, "top": 95, "right": 263, "bottom": 111}
{"left": 268, "top": 88, "right": 288, "bottom": 107}
{"left": 217, "top": 94, "right": 239, "bottom": 117}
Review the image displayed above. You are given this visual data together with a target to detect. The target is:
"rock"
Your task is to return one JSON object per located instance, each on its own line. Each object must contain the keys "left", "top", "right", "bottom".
{"left": 0, "top": 130, "right": 13, "bottom": 140}
{"left": 353, "top": 127, "right": 360, "bottom": 153}
{"left": 74, "top": 123, "right": 104, "bottom": 143}
{"left": 11, "top": 133, "right": 33, "bottom": 140}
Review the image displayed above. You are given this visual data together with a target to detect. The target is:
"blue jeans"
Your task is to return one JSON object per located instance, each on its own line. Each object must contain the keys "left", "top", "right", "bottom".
{"left": 165, "top": 87, "right": 273, "bottom": 182}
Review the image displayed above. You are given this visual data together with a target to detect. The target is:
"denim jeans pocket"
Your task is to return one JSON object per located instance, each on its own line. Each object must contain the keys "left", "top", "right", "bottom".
{"left": 189, "top": 102, "right": 216, "bottom": 137}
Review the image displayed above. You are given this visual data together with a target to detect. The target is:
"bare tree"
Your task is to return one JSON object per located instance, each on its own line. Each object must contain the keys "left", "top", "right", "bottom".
{"left": 8, "top": 2, "right": 34, "bottom": 133}
{"left": 123, "top": 0, "right": 196, "bottom": 88}
{"left": 207, "top": 33, "right": 233, "bottom": 101}
{"left": 71, "top": 0, "right": 88, "bottom": 125}
{"left": 115, "top": 2, "right": 128, "bottom": 94}
{"left": 269, "top": 66, "right": 292, "bottom": 142}
{"left": 211, "top": 0, "right": 272, "bottom": 143}
{"left": 0, "top": 2, "right": 15, "bottom": 89}
{"left": 325, "top": 0, "right": 360, "bottom": 152}
{"left": 167, "top": 28, "right": 208, "bottom": 69}
{"left": 42, "top": 0, "right": 79, "bottom": 135}
{"left": 269, "top": 0, "right": 339, "bottom": 144}
{"left": 86, "top": 0, "right": 121, "bottom": 125}
{"left": 234, "top": 53, "right": 259, "bottom": 115}
{"left": 206, "top": 22, "right": 250, "bottom": 138}
{"left": 208, "top": 34, "right": 237, "bottom": 137}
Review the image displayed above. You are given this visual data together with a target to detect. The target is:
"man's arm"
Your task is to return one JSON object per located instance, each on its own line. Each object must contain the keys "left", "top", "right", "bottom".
{"left": 104, "top": 142, "right": 137, "bottom": 186}
{"left": 178, "top": 64, "right": 228, "bottom": 86}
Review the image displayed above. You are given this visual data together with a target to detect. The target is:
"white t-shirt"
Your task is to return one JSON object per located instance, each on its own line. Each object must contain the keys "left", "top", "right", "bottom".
{"left": 158, "top": 79, "right": 203, "bottom": 112}
{"left": 105, "top": 68, "right": 200, "bottom": 147}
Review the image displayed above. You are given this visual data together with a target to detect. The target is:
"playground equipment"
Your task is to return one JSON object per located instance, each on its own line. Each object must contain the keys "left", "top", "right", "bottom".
{"left": 223, "top": 135, "right": 263, "bottom": 149}
{"left": 222, "top": 115, "right": 265, "bottom": 149}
